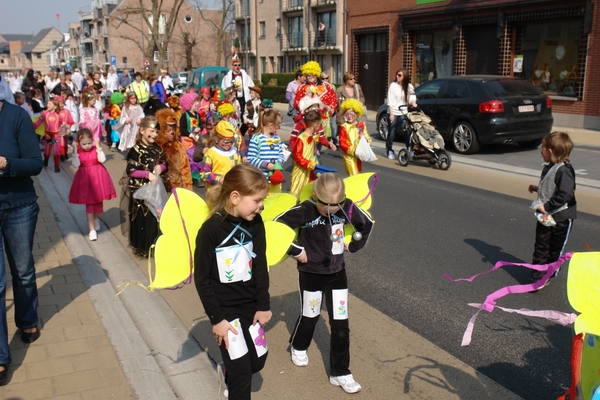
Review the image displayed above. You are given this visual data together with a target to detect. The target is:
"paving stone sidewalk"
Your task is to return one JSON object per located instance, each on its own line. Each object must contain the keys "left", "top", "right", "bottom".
{"left": 1, "top": 181, "right": 133, "bottom": 399}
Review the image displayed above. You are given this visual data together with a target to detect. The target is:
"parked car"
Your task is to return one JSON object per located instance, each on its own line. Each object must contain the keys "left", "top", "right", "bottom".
{"left": 187, "top": 66, "right": 229, "bottom": 92}
{"left": 172, "top": 71, "right": 188, "bottom": 85}
{"left": 376, "top": 75, "right": 553, "bottom": 154}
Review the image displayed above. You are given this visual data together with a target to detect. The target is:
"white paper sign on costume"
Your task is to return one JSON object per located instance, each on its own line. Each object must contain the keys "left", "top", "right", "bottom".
{"left": 302, "top": 290, "right": 323, "bottom": 318}
{"left": 227, "top": 318, "right": 248, "bottom": 360}
{"left": 332, "top": 289, "right": 349, "bottom": 320}
{"left": 249, "top": 323, "right": 268, "bottom": 358}
{"left": 331, "top": 223, "right": 344, "bottom": 255}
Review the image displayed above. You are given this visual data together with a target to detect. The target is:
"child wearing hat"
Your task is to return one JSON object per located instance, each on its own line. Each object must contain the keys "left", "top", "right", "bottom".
{"left": 338, "top": 98, "right": 372, "bottom": 176}
{"left": 289, "top": 94, "right": 336, "bottom": 153}
{"left": 243, "top": 86, "right": 262, "bottom": 136}
{"left": 217, "top": 100, "right": 247, "bottom": 160}
{"left": 200, "top": 120, "right": 242, "bottom": 190}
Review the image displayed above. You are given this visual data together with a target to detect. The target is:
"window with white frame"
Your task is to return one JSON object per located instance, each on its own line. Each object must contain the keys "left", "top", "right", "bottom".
{"left": 260, "top": 21, "right": 266, "bottom": 38}
{"left": 148, "top": 14, "right": 167, "bottom": 35}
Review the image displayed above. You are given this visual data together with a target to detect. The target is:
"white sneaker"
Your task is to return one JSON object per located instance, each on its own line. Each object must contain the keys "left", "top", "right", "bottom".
{"left": 387, "top": 150, "right": 395, "bottom": 159}
{"left": 217, "top": 363, "right": 228, "bottom": 399}
{"left": 330, "top": 374, "right": 362, "bottom": 394}
{"left": 89, "top": 230, "right": 97, "bottom": 241}
{"left": 290, "top": 346, "right": 309, "bottom": 367}
{"left": 94, "top": 218, "right": 100, "bottom": 231}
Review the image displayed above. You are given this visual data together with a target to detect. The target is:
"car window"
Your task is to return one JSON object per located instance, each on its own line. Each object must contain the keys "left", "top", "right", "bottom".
{"left": 204, "top": 70, "right": 220, "bottom": 85}
{"left": 181, "top": 72, "right": 188, "bottom": 78}
{"left": 416, "top": 80, "right": 444, "bottom": 100}
{"left": 484, "top": 79, "right": 543, "bottom": 98}
{"left": 190, "top": 73, "right": 200, "bottom": 87}
{"left": 439, "top": 81, "right": 470, "bottom": 99}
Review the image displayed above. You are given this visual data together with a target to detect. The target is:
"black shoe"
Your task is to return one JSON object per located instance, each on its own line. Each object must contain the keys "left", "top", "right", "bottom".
{"left": 193, "top": 179, "right": 205, "bottom": 188}
{"left": 21, "top": 327, "right": 40, "bottom": 343}
{"left": 60, "top": 155, "right": 65, "bottom": 162}
{"left": 54, "top": 167, "right": 60, "bottom": 173}
{"left": 43, "top": 158, "right": 49, "bottom": 167}
{"left": 0, "top": 364, "right": 8, "bottom": 385}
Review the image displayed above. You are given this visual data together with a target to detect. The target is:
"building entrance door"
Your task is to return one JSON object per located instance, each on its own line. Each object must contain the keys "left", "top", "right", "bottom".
{"left": 357, "top": 32, "right": 388, "bottom": 111}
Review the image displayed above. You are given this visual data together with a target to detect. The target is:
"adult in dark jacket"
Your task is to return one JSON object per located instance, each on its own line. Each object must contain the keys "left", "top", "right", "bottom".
{"left": 20, "top": 69, "right": 37, "bottom": 100}
{"left": 0, "top": 77, "right": 44, "bottom": 384}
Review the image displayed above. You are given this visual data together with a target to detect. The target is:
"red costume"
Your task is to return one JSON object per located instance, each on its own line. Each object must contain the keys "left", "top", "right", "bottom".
{"left": 34, "top": 110, "right": 66, "bottom": 168}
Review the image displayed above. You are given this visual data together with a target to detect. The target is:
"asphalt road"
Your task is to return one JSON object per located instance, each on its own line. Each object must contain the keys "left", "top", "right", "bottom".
{"left": 303, "top": 150, "right": 600, "bottom": 400}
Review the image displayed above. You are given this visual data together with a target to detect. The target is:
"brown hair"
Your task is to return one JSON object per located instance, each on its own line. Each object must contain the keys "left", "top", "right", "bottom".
{"left": 81, "top": 88, "right": 97, "bottom": 107}
{"left": 394, "top": 69, "right": 410, "bottom": 103}
{"left": 343, "top": 72, "right": 355, "bottom": 84}
{"left": 47, "top": 99, "right": 60, "bottom": 111}
{"left": 136, "top": 116, "right": 159, "bottom": 143}
{"left": 76, "top": 128, "right": 93, "bottom": 143}
{"left": 542, "top": 131, "right": 573, "bottom": 163}
{"left": 256, "top": 109, "right": 282, "bottom": 134}
{"left": 206, "top": 164, "right": 268, "bottom": 217}
{"left": 313, "top": 172, "right": 345, "bottom": 204}
{"left": 304, "top": 110, "right": 321, "bottom": 128}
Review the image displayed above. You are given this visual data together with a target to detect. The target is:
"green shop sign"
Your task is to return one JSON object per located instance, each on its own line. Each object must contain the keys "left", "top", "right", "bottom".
{"left": 417, "top": 0, "right": 446, "bottom": 4}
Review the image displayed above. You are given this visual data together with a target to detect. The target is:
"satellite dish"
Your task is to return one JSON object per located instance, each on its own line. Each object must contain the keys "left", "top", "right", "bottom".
{"left": 52, "top": 40, "right": 58, "bottom": 45}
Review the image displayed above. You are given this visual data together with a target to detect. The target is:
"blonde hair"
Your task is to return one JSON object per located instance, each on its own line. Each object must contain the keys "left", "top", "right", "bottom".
{"left": 47, "top": 99, "right": 60, "bottom": 111}
{"left": 542, "top": 131, "right": 573, "bottom": 163}
{"left": 313, "top": 172, "right": 345, "bottom": 204}
{"left": 206, "top": 164, "right": 268, "bottom": 217}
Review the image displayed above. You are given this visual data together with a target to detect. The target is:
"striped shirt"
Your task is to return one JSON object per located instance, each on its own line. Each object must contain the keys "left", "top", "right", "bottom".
{"left": 247, "top": 133, "right": 284, "bottom": 178}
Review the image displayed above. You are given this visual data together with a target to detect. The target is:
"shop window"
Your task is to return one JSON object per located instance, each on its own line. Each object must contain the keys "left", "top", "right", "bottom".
{"left": 519, "top": 21, "right": 582, "bottom": 98}
{"left": 415, "top": 30, "right": 453, "bottom": 85}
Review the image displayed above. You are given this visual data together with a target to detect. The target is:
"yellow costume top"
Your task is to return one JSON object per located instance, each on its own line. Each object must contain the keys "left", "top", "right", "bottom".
{"left": 290, "top": 130, "right": 318, "bottom": 198}
{"left": 200, "top": 146, "right": 241, "bottom": 189}
{"left": 338, "top": 121, "right": 372, "bottom": 176}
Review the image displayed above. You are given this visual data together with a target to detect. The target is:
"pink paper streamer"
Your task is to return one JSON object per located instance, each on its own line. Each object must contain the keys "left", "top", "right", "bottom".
{"left": 444, "top": 253, "right": 575, "bottom": 346}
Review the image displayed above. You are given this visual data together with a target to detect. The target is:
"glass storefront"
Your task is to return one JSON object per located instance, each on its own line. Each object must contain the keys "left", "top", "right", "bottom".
{"left": 415, "top": 30, "right": 454, "bottom": 85}
{"left": 519, "top": 21, "right": 582, "bottom": 98}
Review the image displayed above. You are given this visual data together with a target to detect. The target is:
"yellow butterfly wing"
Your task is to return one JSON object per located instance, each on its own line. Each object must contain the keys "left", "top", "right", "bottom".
{"left": 299, "top": 181, "right": 315, "bottom": 202}
{"left": 261, "top": 193, "right": 298, "bottom": 221}
{"left": 152, "top": 188, "right": 209, "bottom": 290}
{"left": 32, "top": 116, "right": 45, "bottom": 136}
{"left": 567, "top": 252, "right": 600, "bottom": 336}
{"left": 344, "top": 172, "right": 375, "bottom": 211}
{"left": 264, "top": 220, "right": 297, "bottom": 268}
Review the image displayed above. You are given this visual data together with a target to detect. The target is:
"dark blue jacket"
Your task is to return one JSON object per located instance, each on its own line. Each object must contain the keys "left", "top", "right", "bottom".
{"left": 0, "top": 101, "right": 43, "bottom": 210}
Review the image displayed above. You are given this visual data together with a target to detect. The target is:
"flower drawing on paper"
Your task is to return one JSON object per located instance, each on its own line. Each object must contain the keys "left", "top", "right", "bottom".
{"left": 338, "top": 300, "right": 347, "bottom": 317}
{"left": 254, "top": 325, "right": 267, "bottom": 348}
{"left": 225, "top": 258, "right": 234, "bottom": 281}
{"left": 309, "top": 298, "right": 320, "bottom": 313}
{"left": 556, "top": 45, "right": 565, "bottom": 60}
{"left": 248, "top": 259, "right": 253, "bottom": 276}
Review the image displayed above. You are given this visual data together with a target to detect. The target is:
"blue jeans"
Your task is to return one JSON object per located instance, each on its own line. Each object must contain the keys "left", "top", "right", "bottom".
{"left": 386, "top": 114, "right": 407, "bottom": 153}
{"left": 330, "top": 114, "right": 338, "bottom": 146}
{"left": 0, "top": 202, "right": 40, "bottom": 364}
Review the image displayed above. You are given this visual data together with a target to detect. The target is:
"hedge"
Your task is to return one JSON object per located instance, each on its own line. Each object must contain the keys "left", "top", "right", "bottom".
{"left": 258, "top": 85, "right": 287, "bottom": 103}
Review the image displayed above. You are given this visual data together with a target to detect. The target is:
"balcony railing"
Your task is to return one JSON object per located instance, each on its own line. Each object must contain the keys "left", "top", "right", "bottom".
{"left": 311, "top": 29, "right": 336, "bottom": 47}
{"left": 282, "top": 0, "right": 303, "bottom": 13}
{"left": 309, "top": 0, "right": 336, "bottom": 7}
{"left": 234, "top": 3, "right": 251, "bottom": 19}
{"left": 282, "top": 32, "right": 304, "bottom": 51}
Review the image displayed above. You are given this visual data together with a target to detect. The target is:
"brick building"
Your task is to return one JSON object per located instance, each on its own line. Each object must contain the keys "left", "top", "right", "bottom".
{"left": 108, "top": 0, "right": 223, "bottom": 73}
{"left": 346, "top": 0, "right": 599, "bottom": 129}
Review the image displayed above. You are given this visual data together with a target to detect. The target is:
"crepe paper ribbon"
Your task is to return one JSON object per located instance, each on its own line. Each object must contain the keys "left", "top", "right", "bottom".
{"left": 444, "top": 253, "right": 573, "bottom": 346}
{"left": 557, "top": 333, "right": 584, "bottom": 400}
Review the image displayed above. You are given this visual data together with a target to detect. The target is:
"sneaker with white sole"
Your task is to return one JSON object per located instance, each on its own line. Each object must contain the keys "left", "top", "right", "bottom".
{"left": 290, "top": 346, "right": 309, "bottom": 367}
{"left": 387, "top": 150, "right": 395, "bottom": 160}
{"left": 217, "top": 363, "right": 228, "bottom": 399}
{"left": 330, "top": 374, "right": 362, "bottom": 394}
{"left": 89, "top": 230, "right": 97, "bottom": 241}
{"left": 94, "top": 218, "right": 100, "bottom": 231}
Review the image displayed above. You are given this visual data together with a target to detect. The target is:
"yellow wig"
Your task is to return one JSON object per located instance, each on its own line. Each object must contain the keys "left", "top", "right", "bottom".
{"left": 301, "top": 61, "right": 322, "bottom": 77}
{"left": 340, "top": 98, "right": 364, "bottom": 119}
{"left": 217, "top": 101, "right": 236, "bottom": 116}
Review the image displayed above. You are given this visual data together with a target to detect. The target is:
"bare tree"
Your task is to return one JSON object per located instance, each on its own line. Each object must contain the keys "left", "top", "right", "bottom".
{"left": 192, "top": 0, "right": 235, "bottom": 66}
{"left": 112, "top": 0, "right": 186, "bottom": 72}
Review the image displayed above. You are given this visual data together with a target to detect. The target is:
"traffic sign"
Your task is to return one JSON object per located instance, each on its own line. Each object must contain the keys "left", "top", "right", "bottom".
{"left": 144, "top": 58, "right": 150, "bottom": 66}
{"left": 111, "top": 55, "right": 117, "bottom": 66}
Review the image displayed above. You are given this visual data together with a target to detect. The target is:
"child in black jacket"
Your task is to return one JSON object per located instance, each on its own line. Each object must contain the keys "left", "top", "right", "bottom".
{"left": 274, "top": 172, "right": 373, "bottom": 394}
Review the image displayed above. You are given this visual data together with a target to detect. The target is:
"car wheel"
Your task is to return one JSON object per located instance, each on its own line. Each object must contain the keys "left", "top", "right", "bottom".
{"left": 397, "top": 148, "right": 409, "bottom": 166}
{"left": 452, "top": 122, "right": 480, "bottom": 154}
{"left": 518, "top": 139, "right": 542, "bottom": 149}
{"left": 436, "top": 150, "right": 452, "bottom": 170}
{"left": 378, "top": 114, "right": 389, "bottom": 141}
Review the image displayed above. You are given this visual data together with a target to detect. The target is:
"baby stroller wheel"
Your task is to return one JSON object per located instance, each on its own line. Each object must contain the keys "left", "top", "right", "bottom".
{"left": 436, "top": 150, "right": 452, "bottom": 170}
{"left": 397, "top": 148, "right": 409, "bottom": 166}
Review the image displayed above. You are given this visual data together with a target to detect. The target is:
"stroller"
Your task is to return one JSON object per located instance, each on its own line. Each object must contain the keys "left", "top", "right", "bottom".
{"left": 396, "top": 106, "right": 451, "bottom": 170}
